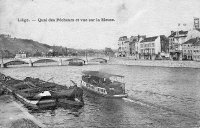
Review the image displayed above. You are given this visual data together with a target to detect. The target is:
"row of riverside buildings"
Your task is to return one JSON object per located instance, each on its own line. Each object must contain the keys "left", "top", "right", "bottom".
{"left": 117, "top": 18, "right": 200, "bottom": 61}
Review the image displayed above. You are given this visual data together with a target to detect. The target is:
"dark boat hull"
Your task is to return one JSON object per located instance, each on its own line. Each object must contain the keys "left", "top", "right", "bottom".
{"left": 57, "top": 98, "right": 84, "bottom": 109}
{"left": 13, "top": 91, "right": 57, "bottom": 110}
{"left": 51, "top": 87, "right": 84, "bottom": 107}
{"left": 68, "top": 61, "right": 83, "bottom": 66}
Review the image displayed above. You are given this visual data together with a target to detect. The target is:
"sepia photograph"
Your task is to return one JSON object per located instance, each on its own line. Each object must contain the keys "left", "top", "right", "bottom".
{"left": 1, "top": 0, "right": 200, "bottom": 127}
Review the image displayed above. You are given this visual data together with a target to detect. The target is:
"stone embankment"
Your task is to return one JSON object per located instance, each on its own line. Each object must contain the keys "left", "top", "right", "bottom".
{"left": 109, "top": 57, "right": 200, "bottom": 68}
{"left": 0, "top": 95, "right": 44, "bottom": 128}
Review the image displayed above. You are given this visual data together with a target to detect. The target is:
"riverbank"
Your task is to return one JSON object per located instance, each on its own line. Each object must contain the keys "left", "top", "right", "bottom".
{"left": 109, "top": 57, "right": 200, "bottom": 68}
{"left": 0, "top": 95, "right": 45, "bottom": 128}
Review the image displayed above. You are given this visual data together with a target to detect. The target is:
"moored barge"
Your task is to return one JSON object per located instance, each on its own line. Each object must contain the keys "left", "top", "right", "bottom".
{"left": 0, "top": 73, "right": 84, "bottom": 109}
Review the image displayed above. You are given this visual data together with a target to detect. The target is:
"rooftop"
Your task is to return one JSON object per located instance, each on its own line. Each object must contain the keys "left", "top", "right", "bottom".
{"left": 169, "top": 30, "right": 188, "bottom": 38}
{"left": 82, "top": 71, "right": 124, "bottom": 78}
{"left": 118, "top": 36, "right": 127, "bottom": 41}
{"left": 183, "top": 38, "right": 200, "bottom": 46}
{"left": 140, "top": 36, "right": 158, "bottom": 43}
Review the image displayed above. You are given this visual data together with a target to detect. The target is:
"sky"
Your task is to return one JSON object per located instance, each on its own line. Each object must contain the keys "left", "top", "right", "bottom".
{"left": 0, "top": 0, "right": 200, "bottom": 49}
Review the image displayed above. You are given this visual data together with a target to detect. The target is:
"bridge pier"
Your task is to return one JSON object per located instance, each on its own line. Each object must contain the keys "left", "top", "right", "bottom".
{"left": 29, "top": 59, "right": 33, "bottom": 67}
{"left": 59, "top": 58, "right": 62, "bottom": 66}
{"left": 1, "top": 63, "right": 6, "bottom": 68}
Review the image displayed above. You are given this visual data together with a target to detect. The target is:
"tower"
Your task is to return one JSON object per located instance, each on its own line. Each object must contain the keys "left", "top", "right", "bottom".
{"left": 194, "top": 17, "right": 199, "bottom": 29}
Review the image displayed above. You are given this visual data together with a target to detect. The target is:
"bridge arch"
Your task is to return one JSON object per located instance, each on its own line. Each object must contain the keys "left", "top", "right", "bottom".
{"left": 4, "top": 60, "right": 29, "bottom": 67}
{"left": 64, "top": 58, "right": 86, "bottom": 63}
{"left": 88, "top": 58, "right": 108, "bottom": 63}
{"left": 32, "top": 58, "right": 58, "bottom": 64}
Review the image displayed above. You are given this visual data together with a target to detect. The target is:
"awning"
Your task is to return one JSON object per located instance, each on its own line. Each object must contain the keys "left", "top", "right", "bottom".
{"left": 82, "top": 71, "right": 124, "bottom": 78}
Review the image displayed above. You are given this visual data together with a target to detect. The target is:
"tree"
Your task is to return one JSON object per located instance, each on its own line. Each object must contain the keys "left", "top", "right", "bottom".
{"left": 105, "top": 47, "right": 114, "bottom": 56}
{"left": 33, "top": 51, "right": 42, "bottom": 57}
{"left": 160, "top": 35, "right": 169, "bottom": 53}
{"left": 0, "top": 50, "right": 4, "bottom": 59}
{"left": 0, "top": 49, "right": 13, "bottom": 58}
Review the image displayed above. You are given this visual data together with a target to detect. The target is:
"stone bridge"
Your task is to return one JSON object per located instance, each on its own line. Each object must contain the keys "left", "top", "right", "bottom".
{"left": 0, "top": 56, "right": 109, "bottom": 68}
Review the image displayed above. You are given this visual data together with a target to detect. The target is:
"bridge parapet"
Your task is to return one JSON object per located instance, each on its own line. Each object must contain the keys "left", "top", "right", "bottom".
{"left": 0, "top": 56, "right": 110, "bottom": 68}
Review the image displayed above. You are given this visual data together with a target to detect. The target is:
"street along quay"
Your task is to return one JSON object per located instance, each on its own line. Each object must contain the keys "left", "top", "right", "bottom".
{"left": 0, "top": 95, "right": 45, "bottom": 128}
{"left": 109, "top": 57, "right": 200, "bottom": 68}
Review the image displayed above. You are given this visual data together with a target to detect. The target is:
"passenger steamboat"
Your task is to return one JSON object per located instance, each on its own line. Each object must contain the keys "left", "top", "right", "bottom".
{"left": 80, "top": 71, "right": 128, "bottom": 98}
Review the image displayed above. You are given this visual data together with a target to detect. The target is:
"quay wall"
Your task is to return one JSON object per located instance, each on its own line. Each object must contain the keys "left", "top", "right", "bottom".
{"left": 109, "top": 57, "right": 200, "bottom": 68}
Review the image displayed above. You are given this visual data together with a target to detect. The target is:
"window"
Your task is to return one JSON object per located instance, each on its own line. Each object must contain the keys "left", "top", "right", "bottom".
{"left": 152, "top": 49, "right": 155, "bottom": 54}
{"left": 152, "top": 43, "right": 155, "bottom": 47}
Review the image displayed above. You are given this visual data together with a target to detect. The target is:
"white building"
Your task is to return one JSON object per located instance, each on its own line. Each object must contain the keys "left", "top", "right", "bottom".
{"left": 140, "top": 36, "right": 162, "bottom": 60}
{"left": 15, "top": 53, "right": 26, "bottom": 58}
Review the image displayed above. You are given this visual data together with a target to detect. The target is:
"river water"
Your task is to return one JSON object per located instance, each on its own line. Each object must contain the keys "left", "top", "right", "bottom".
{"left": 1, "top": 63, "right": 200, "bottom": 128}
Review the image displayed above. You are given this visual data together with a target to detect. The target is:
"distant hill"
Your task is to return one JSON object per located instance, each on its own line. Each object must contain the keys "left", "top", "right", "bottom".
{"left": 0, "top": 34, "right": 109, "bottom": 58}
{"left": 0, "top": 34, "right": 51, "bottom": 54}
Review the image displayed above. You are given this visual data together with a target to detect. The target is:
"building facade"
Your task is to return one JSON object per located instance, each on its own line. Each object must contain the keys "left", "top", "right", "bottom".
{"left": 169, "top": 30, "right": 188, "bottom": 60}
{"left": 140, "top": 36, "right": 159, "bottom": 59}
{"left": 193, "top": 41, "right": 200, "bottom": 61}
{"left": 182, "top": 39, "right": 194, "bottom": 60}
{"left": 129, "top": 36, "right": 138, "bottom": 56}
{"left": 118, "top": 36, "right": 128, "bottom": 57}
{"left": 124, "top": 39, "right": 130, "bottom": 57}
{"left": 129, "top": 35, "right": 146, "bottom": 59}
{"left": 182, "top": 37, "right": 200, "bottom": 61}
{"left": 169, "top": 29, "right": 200, "bottom": 60}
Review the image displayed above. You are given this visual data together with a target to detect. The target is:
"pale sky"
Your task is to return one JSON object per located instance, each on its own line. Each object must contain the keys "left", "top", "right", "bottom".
{"left": 0, "top": 0, "right": 200, "bottom": 49}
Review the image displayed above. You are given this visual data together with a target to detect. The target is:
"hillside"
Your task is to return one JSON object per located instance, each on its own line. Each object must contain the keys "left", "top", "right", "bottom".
{"left": 0, "top": 34, "right": 109, "bottom": 58}
{"left": 0, "top": 34, "right": 51, "bottom": 54}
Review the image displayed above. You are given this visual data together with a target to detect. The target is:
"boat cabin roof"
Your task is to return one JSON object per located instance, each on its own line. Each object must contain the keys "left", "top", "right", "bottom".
{"left": 82, "top": 71, "right": 124, "bottom": 79}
